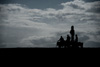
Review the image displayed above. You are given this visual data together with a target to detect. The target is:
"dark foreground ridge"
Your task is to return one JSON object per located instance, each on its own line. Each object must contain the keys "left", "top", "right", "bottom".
{"left": 57, "top": 26, "right": 83, "bottom": 48}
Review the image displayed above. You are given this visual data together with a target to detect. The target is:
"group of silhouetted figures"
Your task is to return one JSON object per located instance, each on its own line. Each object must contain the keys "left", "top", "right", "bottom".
{"left": 57, "top": 26, "right": 83, "bottom": 48}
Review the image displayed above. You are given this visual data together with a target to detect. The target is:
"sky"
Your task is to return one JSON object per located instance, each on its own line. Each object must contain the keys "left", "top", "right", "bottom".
{"left": 0, "top": 0, "right": 100, "bottom": 48}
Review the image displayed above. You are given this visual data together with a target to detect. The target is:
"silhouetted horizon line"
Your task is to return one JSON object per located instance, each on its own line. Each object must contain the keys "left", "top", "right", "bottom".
{"left": 0, "top": 47, "right": 100, "bottom": 49}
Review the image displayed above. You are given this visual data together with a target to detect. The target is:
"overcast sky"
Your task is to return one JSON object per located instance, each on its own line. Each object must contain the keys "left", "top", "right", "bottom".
{"left": 0, "top": 0, "right": 100, "bottom": 48}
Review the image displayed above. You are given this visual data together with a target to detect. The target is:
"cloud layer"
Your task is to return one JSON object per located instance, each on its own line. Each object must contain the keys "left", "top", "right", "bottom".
{"left": 0, "top": 0, "right": 100, "bottom": 48}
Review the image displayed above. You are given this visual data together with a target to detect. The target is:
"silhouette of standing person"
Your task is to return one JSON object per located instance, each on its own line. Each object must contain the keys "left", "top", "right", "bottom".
{"left": 66, "top": 35, "right": 70, "bottom": 47}
{"left": 74, "top": 34, "right": 79, "bottom": 48}
{"left": 70, "top": 26, "right": 75, "bottom": 42}
{"left": 67, "top": 35, "right": 70, "bottom": 42}
{"left": 75, "top": 34, "right": 78, "bottom": 43}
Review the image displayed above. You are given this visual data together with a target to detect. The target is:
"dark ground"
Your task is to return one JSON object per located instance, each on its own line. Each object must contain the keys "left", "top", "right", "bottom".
{"left": 0, "top": 47, "right": 99, "bottom": 56}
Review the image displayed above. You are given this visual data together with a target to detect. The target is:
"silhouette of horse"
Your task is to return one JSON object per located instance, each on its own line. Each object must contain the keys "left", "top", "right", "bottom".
{"left": 57, "top": 40, "right": 65, "bottom": 48}
{"left": 57, "top": 41, "right": 83, "bottom": 48}
{"left": 77, "top": 42, "right": 83, "bottom": 48}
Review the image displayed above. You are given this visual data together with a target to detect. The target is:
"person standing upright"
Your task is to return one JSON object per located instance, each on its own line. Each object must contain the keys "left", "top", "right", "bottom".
{"left": 70, "top": 26, "right": 75, "bottom": 42}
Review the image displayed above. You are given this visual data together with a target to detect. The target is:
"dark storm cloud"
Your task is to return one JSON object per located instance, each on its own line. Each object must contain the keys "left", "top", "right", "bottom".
{"left": 81, "top": 15, "right": 100, "bottom": 22}
{"left": 0, "top": 25, "right": 43, "bottom": 48}
{"left": 30, "top": 37, "right": 57, "bottom": 47}
{"left": 67, "top": 2, "right": 85, "bottom": 10}
{"left": 79, "top": 35, "right": 90, "bottom": 42}
{"left": 96, "top": 31, "right": 100, "bottom": 35}
{"left": 83, "top": 0, "right": 100, "bottom": 2}
{"left": 0, "top": 36, "right": 6, "bottom": 48}
{"left": 85, "top": 41, "right": 100, "bottom": 47}
{"left": 0, "top": 26, "right": 6, "bottom": 48}
{"left": 86, "top": 1, "right": 100, "bottom": 13}
{"left": 0, "top": 0, "right": 72, "bottom": 9}
{"left": 87, "top": 7, "right": 100, "bottom": 13}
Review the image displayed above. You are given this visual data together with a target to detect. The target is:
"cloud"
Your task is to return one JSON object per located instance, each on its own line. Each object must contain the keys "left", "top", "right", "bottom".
{"left": 86, "top": 1, "right": 100, "bottom": 13}
{"left": 0, "top": 0, "right": 100, "bottom": 48}
{"left": 30, "top": 36, "right": 57, "bottom": 47}
{"left": 85, "top": 41, "right": 100, "bottom": 48}
{"left": 61, "top": 0, "right": 85, "bottom": 10}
